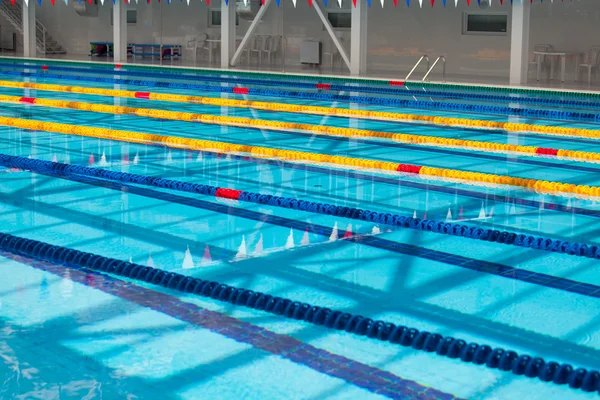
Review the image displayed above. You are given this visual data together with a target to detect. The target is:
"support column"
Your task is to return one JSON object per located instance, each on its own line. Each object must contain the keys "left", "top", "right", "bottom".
{"left": 350, "top": 0, "right": 367, "bottom": 76}
{"left": 221, "top": 0, "right": 236, "bottom": 68}
{"left": 509, "top": 1, "right": 530, "bottom": 86}
{"left": 113, "top": 2, "right": 128, "bottom": 63}
{"left": 22, "top": 1, "right": 36, "bottom": 58}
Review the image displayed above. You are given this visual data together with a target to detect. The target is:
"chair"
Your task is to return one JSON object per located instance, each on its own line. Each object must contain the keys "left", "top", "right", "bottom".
{"left": 528, "top": 44, "right": 553, "bottom": 81}
{"left": 576, "top": 46, "right": 600, "bottom": 84}
{"left": 257, "top": 36, "right": 272, "bottom": 66}
{"left": 250, "top": 36, "right": 264, "bottom": 65}
{"left": 323, "top": 37, "right": 346, "bottom": 69}
{"left": 184, "top": 33, "right": 208, "bottom": 64}
{"left": 262, "top": 35, "right": 282, "bottom": 65}
{"left": 240, "top": 36, "right": 256, "bottom": 65}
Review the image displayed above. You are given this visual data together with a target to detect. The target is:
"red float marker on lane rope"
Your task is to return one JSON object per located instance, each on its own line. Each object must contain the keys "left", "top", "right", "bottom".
{"left": 316, "top": 83, "right": 331, "bottom": 90}
{"left": 536, "top": 147, "right": 560, "bottom": 156}
{"left": 41, "top": 65, "right": 49, "bottom": 71}
{"left": 215, "top": 188, "right": 243, "bottom": 200}
{"left": 389, "top": 80, "right": 405, "bottom": 86}
{"left": 19, "top": 97, "right": 36, "bottom": 104}
{"left": 233, "top": 87, "right": 249, "bottom": 95}
{"left": 134, "top": 92, "right": 151, "bottom": 99}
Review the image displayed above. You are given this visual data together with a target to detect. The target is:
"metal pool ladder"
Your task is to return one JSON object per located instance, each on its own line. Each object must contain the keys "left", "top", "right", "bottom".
{"left": 423, "top": 56, "right": 446, "bottom": 82}
{"left": 405, "top": 55, "right": 430, "bottom": 81}
{"left": 405, "top": 55, "right": 446, "bottom": 82}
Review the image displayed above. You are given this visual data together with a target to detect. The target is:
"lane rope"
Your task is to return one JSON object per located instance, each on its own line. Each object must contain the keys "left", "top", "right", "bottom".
{"left": 0, "top": 231, "right": 599, "bottom": 394}
{"left": 3, "top": 94, "right": 600, "bottom": 164}
{"left": 3, "top": 60, "right": 600, "bottom": 107}
{"left": 3, "top": 153, "right": 599, "bottom": 260}
{"left": 0, "top": 115, "right": 599, "bottom": 198}
{"left": 6, "top": 57, "right": 600, "bottom": 101}
{"left": 1, "top": 79, "right": 599, "bottom": 140}
{"left": 3, "top": 69, "right": 600, "bottom": 122}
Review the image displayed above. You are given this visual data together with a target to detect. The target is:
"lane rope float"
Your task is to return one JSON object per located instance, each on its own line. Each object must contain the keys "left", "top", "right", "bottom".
{"left": 0, "top": 231, "right": 599, "bottom": 394}
{"left": 3, "top": 94, "right": 600, "bottom": 164}
{"left": 2, "top": 80, "right": 600, "bottom": 140}
{"left": 6, "top": 57, "right": 600, "bottom": 101}
{"left": 4, "top": 153, "right": 600, "bottom": 260}
{"left": 3, "top": 68, "right": 600, "bottom": 122}
{"left": 4, "top": 60, "right": 600, "bottom": 108}
{"left": 1, "top": 115, "right": 599, "bottom": 198}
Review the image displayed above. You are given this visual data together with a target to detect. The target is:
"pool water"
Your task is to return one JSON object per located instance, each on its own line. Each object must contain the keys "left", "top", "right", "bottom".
{"left": 0, "top": 58, "right": 599, "bottom": 400}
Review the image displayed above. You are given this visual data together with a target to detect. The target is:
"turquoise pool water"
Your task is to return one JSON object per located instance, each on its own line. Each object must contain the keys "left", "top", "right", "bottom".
{"left": 0, "top": 59, "right": 599, "bottom": 399}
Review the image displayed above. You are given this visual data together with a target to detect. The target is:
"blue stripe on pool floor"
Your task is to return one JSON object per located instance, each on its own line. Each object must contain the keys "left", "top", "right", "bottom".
{"left": 31, "top": 168, "right": 600, "bottom": 301}
{"left": 2, "top": 250, "right": 462, "bottom": 400}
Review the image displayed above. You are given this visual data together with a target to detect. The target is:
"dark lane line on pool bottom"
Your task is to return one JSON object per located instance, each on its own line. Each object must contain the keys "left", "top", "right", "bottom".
{"left": 2, "top": 230, "right": 599, "bottom": 395}
{"left": 2, "top": 134, "right": 596, "bottom": 221}
{"left": 1, "top": 250, "right": 461, "bottom": 400}
{"left": 4, "top": 175, "right": 599, "bottom": 368}
{"left": 4, "top": 154, "right": 597, "bottom": 262}
{"left": 24, "top": 165, "right": 600, "bottom": 301}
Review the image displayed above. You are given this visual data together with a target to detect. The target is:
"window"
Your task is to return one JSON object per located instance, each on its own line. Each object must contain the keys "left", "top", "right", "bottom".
{"left": 110, "top": 10, "right": 137, "bottom": 25}
{"left": 462, "top": 13, "right": 507, "bottom": 35}
{"left": 327, "top": 11, "right": 351, "bottom": 29}
{"left": 208, "top": 10, "right": 240, "bottom": 27}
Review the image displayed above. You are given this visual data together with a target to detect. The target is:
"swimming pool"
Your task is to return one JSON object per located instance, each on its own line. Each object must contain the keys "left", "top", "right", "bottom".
{"left": 1, "top": 57, "right": 599, "bottom": 399}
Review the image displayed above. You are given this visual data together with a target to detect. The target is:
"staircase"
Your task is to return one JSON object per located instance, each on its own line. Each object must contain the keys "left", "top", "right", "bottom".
{"left": 0, "top": 1, "right": 66, "bottom": 55}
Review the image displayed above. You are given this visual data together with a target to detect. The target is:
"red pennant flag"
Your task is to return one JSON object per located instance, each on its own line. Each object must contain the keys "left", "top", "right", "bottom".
{"left": 308, "top": 0, "right": 312, "bottom": 6}
{"left": 466, "top": 0, "right": 470, "bottom": 5}
{"left": 393, "top": 0, "right": 397, "bottom": 6}
{"left": 50, "top": 0, "right": 55, "bottom": 4}
{"left": 88, "top": 0, "right": 92, "bottom": 4}
{"left": 430, "top": 0, "right": 434, "bottom": 6}
{"left": 352, "top": 0, "right": 356, "bottom": 6}
{"left": 10, "top": 0, "right": 15, "bottom": 5}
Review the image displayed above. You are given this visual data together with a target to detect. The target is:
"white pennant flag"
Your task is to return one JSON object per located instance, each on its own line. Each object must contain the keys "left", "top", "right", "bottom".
{"left": 187, "top": 0, "right": 190, "bottom": 4}
{"left": 243, "top": 0, "right": 248, "bottom": 4}
{"left": 337, "top": 0, "right": 342, "bottom": 7}
{"left": 418, "top": 0, "right": 422, "bottom": 7}
{"left": 292, "top": 0, "right": 296, "bottom": 6}
{"left": 380, "top": 0, "right": 384, "bottom": 7}
{"left": 23, "top": 0, "right": 28, "bottom": 5}
{"left": 489, "top": 0, "right": 492, "bottom": 5}
{"left": 100, "top": 0, "right": 104, "bottom": 4}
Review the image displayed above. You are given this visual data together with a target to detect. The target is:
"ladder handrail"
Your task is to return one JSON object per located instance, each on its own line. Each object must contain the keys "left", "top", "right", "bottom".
{"left": 405, "top": 55, "right": 429, "bottom": 81}
{"left": 422, "top": 56, "right": 446, "bottom": 82}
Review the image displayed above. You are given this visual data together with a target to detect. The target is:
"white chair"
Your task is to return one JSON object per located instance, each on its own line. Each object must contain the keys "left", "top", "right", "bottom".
{"left": 576, "top": 46, "right": 600, "bottom": 84}
{"left": 250, "top": 36, "right": 264, "bottom": 65}
{"left": 262, "top": 35, "right": 281, "bottom": 65}
{"left": 323, "top": 37, "right": 346, "bottom": 69}
{"left": 185, "top": 33, "right": 209, "bottom": 64}
{"left": 528, "top": 44, "right": 553, "bottom": 81}
{"left": 240, "top": 36, "right": 256, "bottom": 65}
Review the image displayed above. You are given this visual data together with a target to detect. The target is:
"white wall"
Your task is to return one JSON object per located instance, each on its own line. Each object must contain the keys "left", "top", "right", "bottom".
{"left": 29, "top": 0, "right": 600, "bottom": 80}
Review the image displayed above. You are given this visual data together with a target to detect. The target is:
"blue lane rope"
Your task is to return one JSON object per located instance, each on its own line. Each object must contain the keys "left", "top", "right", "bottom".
{"left": 2, "top": 153, "right": 599, "bottom": 260}
{"left": 7, "top": 58, "right": 600, "bottom": 101}
{"left": 0, "top": 230, "right": 598, "bottom": 394}
{"left": 2, "top": 62, "right": 600, "bottom": 109}
{"left": 3, "top": 69, "right": 600, "bottom": 122}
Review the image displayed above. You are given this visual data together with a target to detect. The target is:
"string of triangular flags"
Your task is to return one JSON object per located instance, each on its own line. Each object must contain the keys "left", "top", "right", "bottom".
{"left": 13, "top": 0, "right": 571, "bottom": 8}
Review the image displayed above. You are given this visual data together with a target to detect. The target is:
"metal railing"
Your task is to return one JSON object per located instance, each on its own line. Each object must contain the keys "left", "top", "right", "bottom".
{"left": 422, "top": 56, "right": 446, "bottom": 82}
{"left": 405, "top": 55, "right": 429, "bottom": 81}
{"left": 0, "top": 0, "right": 64, "bottom": 54}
